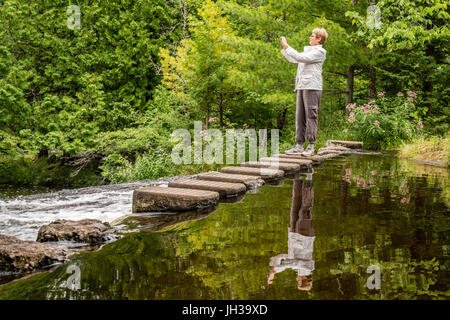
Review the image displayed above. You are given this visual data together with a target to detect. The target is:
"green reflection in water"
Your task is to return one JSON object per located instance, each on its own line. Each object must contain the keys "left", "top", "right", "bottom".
{"left": 0, "top": 154, "right": 448, "bottom": 300}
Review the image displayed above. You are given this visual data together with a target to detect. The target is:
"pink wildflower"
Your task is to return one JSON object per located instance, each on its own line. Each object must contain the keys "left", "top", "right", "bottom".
{"left": 374, "top": 120, "right": 380, "bottom": 127}
{"left": 348, "top": 112, "right": 355, "bottom": 123}
{"left": 417, "top": 121, "right": 423, "bottom": 128}
{"left": 208, "top": 117, "right": 216, "bottom": 123}
{"left": 377, "top": 91, "right": 385, "bottom": 97}
{"left": 406, "top": 91, "right": 417, "bottom": 98}
{"left": 370, "top": 170, "right": 377, "bottom": 176}
{"left": 393, "top": 122, "right": 398, "bottom": 126}
{"left": 200, "top": 130, "right": 206, "bottom": 136}
{"left": 397, "top": 92, "right": 404, "bottom": 97}
{"left": 343, "top": 128, "right": 348, "bottom": 133}
{"left": 346, "top": 103, "right": 356, "bottom": 111}
{"left": 157, "top": 146, "right": 162, "bottom": 150}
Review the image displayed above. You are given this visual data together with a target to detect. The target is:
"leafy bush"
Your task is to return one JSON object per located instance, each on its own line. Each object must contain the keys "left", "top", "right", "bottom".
{"left": 344, "top": 92, "right": 422, "bottom": 149}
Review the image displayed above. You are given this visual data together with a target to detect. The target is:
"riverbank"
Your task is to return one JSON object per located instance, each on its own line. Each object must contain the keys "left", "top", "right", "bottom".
{"left": 398, "top": 134, "right": 449, "bottom": 167}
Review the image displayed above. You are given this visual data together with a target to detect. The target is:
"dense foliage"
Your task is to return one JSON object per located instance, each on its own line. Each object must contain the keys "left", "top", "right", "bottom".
{"left": 0, "top": 0, "right": 448, "bottom": 186}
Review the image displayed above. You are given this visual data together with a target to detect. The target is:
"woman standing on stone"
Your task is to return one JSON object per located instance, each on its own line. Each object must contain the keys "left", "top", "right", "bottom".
{"left": 280, "top": 28, "right": 328, "bottom": 156}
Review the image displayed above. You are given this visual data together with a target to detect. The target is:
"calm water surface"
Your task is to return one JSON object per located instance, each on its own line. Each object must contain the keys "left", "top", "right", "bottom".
{"left": 0, "top": 153, "right": 448, "bottom": 299}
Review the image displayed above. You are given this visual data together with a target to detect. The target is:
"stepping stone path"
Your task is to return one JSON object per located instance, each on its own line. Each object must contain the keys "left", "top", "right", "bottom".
{"left": 131, "top": 140, "right": 363, "bottom": 214}
{"left": 168, "top": 178, "right": 246, "bottom": 199}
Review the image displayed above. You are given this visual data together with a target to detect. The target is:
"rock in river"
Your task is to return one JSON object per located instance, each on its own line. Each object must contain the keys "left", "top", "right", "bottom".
{"left": 37, "top": 219, "right": 117, "bottom": 244}
{"left": 0, "top": 234, "right": 70, "bottom": 273}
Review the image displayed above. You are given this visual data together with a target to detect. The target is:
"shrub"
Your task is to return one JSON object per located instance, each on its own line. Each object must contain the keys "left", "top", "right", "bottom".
{"left": 344, "top": 91, "right": 422, "bottom": 149}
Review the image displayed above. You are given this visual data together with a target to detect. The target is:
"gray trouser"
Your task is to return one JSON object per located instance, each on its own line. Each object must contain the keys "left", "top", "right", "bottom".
{"left": 295, "top": 89, "right": 322, "bottom": 145}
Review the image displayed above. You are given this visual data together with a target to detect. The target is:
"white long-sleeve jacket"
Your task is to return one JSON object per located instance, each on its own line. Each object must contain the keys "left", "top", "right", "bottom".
{"left": 281, "top": 44, "right": 326, "bottom": 91}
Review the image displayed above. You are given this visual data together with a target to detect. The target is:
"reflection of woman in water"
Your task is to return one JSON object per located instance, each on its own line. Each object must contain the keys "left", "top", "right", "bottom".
{"left": 268, "top": 172, "right": 315, "bottom": 291}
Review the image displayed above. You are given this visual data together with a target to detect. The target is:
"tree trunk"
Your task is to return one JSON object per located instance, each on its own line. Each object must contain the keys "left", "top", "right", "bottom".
{"left": 218, "top": 93, "right": 224, "bottom": 129}
{"left": 178, "top": 0, "right": 188, "bottom": 39}
{"left": 219, "top": 104, "right": 223, "bottom": 129}
{"left": 205, "top": 103, "right": 209, "bottom": 130}
{"left": 422, "top": 44, "right": 435, "bottom": 114}
{"left": 369, "top": 66, "right": 376, "bottom": 98}
{"left": 276, "top": 108, "right": 288, "bottom": 133}
{"left": 346, "top": 64, "right": 354, "bottom": 109}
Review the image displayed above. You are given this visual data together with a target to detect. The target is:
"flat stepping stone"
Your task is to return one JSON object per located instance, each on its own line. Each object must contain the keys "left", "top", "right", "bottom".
{"left": 132, "top": 187, "right": 219, "bottom": 213}
{"left": 276, "top": 153, "right": 325, "bottom": 164}
{"left": 317, "top": 148, "right": 345, "bottom": 156}
{"left": 260, "top": 157, "right": 312, "bottom": 167}
{"left": 197, "top": 172, "right": 264, "bottom": 189}
{"left": 240, "top": 161, "right": 300, "bottom": 174}
{"left": 220, "top": 166, "right": 284, "bottom": 181}
{"left": 323, "top": 145, "right": 351, "bottom": 152}
{"left": 326, "top": 140, "right": 363, "bottom": 149}
{"left": 168, "top": 178, "right": 246, "bottom": 199}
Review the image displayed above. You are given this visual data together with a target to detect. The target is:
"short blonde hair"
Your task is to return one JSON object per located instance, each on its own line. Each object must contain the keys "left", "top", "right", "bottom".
{"left": 312, "top": 28, "right": 328, "bottom": 45}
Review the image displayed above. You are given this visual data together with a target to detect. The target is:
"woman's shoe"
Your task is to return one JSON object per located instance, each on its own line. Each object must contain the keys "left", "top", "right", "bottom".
{"left": 301, "top": 144, "right": 315, "bottom": 157}
{"left": 285, "top": 144, "right": 304, "bottom": 154}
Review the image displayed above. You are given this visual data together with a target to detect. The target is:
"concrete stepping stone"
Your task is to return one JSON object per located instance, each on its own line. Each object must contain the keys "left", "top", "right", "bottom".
{"left": 220, "top": 166, "right": 284, "bottom": 182}
{"left": 323, "top": 145, "right": 351, "bottom": 152}
{"left": 317, "top": 148, "right": 344, "bottom": 156}
{"left": 259, "top": 157, "right": 312, "bottom": 167}
{"left": 276, "top": 153, "right": 325, "bottom": 165}
{"left": 168, "top": 178, "right": 246, "bottom": 199}
{"left": 197, "top": 172, "right": 264, "bottom": 189}
{"left": 240, "top": 161, "right": 300, "bottom": 174}
{"left": 326, "top": 140, "right": 363, "bottom": 149}
{"left": 132, "top": 187, "right": 219, "bottom": 213}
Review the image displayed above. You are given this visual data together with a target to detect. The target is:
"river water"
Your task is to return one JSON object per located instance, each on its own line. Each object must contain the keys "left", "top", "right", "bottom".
{"left": 0, "top": 153, "right": 448, "bottom": 299}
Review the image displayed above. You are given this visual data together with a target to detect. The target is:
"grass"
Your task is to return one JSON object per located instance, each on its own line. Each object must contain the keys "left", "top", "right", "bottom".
{"left": 398, "top": 133, "right": 450, "bottom": 166}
